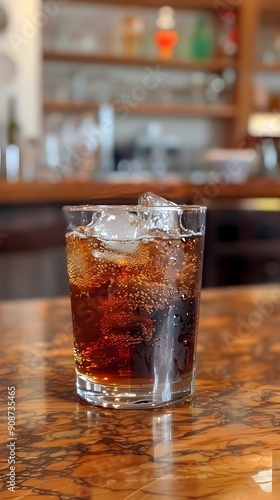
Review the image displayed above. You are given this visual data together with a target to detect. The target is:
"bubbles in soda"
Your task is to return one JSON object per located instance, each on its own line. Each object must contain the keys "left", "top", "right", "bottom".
{"left": 66, "top": 231, "right": 204, "bottom": 386}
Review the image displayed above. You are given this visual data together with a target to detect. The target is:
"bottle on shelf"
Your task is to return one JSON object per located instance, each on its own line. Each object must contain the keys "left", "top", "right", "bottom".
{"left": 120, "top": 15, "right": 144, "bottom": 58}
{"left": 7, "top": 97, "right": 19, "bottom": 147}
{"left": 5, "top": 97, "right": 20, "bottom": 182}
{"left": 177, "top": 16, "right": 195, "bottom": 61}
{"left": 0, "top": 114, "right": 6, "bottom": 179}
{"left": 190, "top": 72, "right": 207, "bottom": 104}
{"left": 217, "top": 10, "right": 238, "bottom": 58}
{"left": 154, "top": 6, "right": 179, "bottom": 60}
{"left": 192, "top": 16, "right": 214, "bottom": 60}
{"left": 205, "top": 74, "right": 226, "bottom": 104}
{"left": 0, "top": 148, "right": 6, "bottom": 179}
{"left": 98, "top": 103, "right": 115, "bottom": 173}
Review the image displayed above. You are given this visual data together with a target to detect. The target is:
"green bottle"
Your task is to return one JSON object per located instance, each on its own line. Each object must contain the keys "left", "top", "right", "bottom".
{"left": 192, "top": 17, "right": 213, "bottom": 60}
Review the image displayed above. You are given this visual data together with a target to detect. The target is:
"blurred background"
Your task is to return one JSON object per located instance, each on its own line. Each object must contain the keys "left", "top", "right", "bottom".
{"left": 0, "top": 0, "right": 280, "bottom": 299}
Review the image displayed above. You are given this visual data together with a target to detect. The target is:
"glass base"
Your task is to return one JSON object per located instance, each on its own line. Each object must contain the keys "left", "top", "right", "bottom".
{"left": 76, "top": 371, "right": 195, "bottom": 409}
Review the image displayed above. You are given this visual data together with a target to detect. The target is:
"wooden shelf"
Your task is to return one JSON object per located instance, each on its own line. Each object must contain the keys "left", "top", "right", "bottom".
{"left": 64, "top": 0, "right": 222, "bottom": 10}
{"left": 44, "top": 101, "right": 238, "bottom": 118}
{"left": 129, "top": 103, "right": 238, "bottom": 118}
{"left": 1, "top": 178, "right": 280, "bottom": 205}
{"left": 0, "top": 180, "right": 191, "bottom": 205}
{"left": 254, "top": 62, "right": 280, "bottom": 72}
{"left": 44, "top": 102, "right": 99, "bottom": 113}
{"left": 43, "top": 51, "right": 238, "bottom": 71}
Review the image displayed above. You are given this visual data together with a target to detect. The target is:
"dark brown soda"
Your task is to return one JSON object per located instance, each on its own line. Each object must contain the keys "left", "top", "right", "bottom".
{"left": 66, "top": 232, "right": 204, "bottom": 386}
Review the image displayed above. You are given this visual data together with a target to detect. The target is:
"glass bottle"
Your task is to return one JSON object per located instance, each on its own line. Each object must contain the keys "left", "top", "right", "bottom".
{"left": 154, "top": 6, "right": 179, "bottom": 60}
{"left": 192, "top": 16, "right": 213, "bottom": 60}
{"left": 5, "top": 97, "right": 20, "bottom": 182}
{"left": 217, "top": 10, "right": 238, "bottom": 58}
{"left": 7, "top": 97, "right": 19, "bottom": 146}
{"left": 121, "top": 16, "right": 144, "bottom": 58}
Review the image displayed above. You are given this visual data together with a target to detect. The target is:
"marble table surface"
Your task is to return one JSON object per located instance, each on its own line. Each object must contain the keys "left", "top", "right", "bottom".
{"left": 0, "top": 285, "right": 280, "bottom": 499}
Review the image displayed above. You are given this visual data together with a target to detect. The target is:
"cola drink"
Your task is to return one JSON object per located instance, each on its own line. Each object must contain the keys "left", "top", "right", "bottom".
{"left": 66, "top": 233, "right": 204, "bottom": 385}
{"left": 64, "top": 199, "right": 206, "bottom": 408}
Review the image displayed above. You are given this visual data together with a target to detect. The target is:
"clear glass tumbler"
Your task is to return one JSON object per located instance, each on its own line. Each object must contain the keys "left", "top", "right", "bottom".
{"left": 64, "top": 203, "right": 206, "bottom": 408}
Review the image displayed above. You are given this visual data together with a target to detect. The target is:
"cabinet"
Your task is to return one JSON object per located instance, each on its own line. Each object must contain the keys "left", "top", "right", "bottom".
{"left": 43, "top": 0, "right": 277, "bottom": 175}
{"left": 203, "top": 202, "right": 280, "bottom": 287}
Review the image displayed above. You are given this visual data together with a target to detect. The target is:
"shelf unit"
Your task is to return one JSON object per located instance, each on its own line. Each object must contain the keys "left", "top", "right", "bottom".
{"left": 42, "top": 0, "right": 274, "bottom": 150}
{"left": 43, "top": 51, "right": 238, "bottom": 71}
{"left": 65, "top": 0, "right": 227, "bottom": 10}
{"left": 43, "top": 47, "right": 239, "bottom": 123}
{"left": 44, "top": 101, "right": 238, "bottom": 118}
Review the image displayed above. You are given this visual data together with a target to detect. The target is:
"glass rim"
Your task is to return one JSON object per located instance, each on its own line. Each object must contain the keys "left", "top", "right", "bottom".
{"left": 63, "top": 204, "right": 207, "bottom": 213}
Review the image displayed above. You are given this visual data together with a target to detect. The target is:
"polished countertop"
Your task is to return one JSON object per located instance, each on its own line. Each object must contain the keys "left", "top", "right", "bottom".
{"left": 0, "top": 285, "right": 280, "bottom": 499}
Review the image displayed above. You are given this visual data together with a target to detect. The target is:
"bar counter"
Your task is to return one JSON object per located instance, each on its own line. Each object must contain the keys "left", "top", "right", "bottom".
{"left": 1, "top": 285, "right": 280, "bottom": 499}
{"left": 1, "top": 177, "right": 280, "bottom": 205}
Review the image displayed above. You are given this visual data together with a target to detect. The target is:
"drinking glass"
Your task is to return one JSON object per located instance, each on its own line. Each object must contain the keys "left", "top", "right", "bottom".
{"left": 64, "top": 201, "right": 206, "bottom": 408}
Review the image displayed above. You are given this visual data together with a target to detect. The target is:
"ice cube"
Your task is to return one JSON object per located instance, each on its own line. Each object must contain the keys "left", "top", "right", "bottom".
{"left": 138, "top": 192, "right": 177, "bottom": 208}
{"left": 86, "top": 210, "right": 147, "bottom": 253}
{"left": 138, "top": 192, "right": 181, "bottom": 234}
